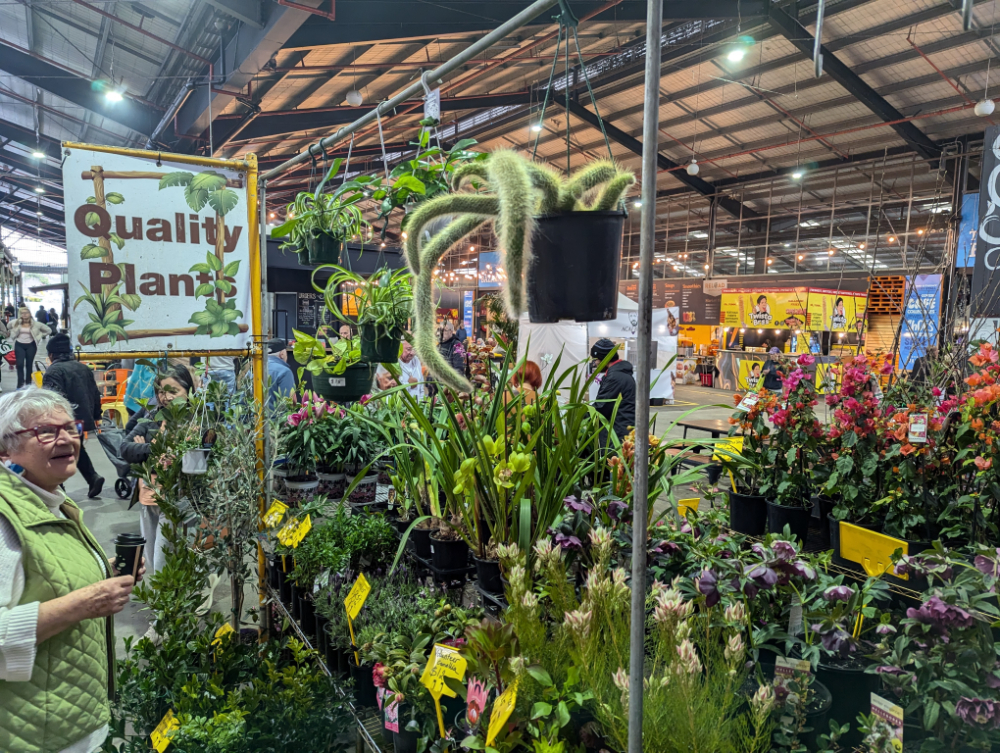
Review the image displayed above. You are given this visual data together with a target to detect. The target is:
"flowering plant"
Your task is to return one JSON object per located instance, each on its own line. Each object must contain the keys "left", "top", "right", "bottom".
{"left": 721, "top": 389, "right": 779, "bottom": 495}
{"left": 872, "top": 545, "right": 1000, "bottom": 750}
{"left": 278, "top": 391, "right": 343, "bottom": 477}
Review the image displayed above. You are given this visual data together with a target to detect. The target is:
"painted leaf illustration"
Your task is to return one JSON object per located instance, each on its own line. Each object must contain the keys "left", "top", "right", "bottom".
{"left": 206, "top": 252, "right": 223, "bottom": 272}
{"left": 158, "top": 172, "right": 193, "bottom": 189}
{"left": 184, "top": 186, "right": 209, "bottom": 212}
{"left": 223, "top": 260, "right": 240, "bottom": 276}
{"left": 190, "top": 171, "right": 227, "bottom": 192}
{"left": 215, "top": 279, "right": 233, "bottom": 294}
{"left": 80, "top": 244, "right": 107, "bottom": 260}
{"left": 195, "top": 325, "right": 210, "bottom": 335}
{"left": 222, "top": 307, "right": 240, "bottom": 322}
{"left": 108, "top": 233, "right": 125, "bottom": 250}
{"left": 195, "top": 283, "right": 214, "bottom": 298}
{"left": 190, "top": 310, "right": 215, "bottom": 326}
{"left": 86, "top": 196, "right": 97, "bottom": 204}
{"left": 227, "top": 323, "right": 240, "bottom": 335}
{"left": 121, "top": 294, "right": 142, "bottom": 311}
{"left": 189, "top": 263, "right": 212, "bottom": 274}
{"left": 85, "top": 212, "right": 101, "bottom": 228}
{"left": 105, "top": 192, "right": 125, "bottom": 204}
{"left": 207, "top": 187, "right": 239, "bottom": 216}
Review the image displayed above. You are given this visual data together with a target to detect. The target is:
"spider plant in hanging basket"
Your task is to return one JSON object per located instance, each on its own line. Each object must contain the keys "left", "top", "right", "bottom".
{"left": 271, "top": 158, "right": 371, "bottom": 266}
{"left": 312, "top": 265, "right": 413, "bottom": 364}
{"left": 402, "top": 151, "right": 635, "bottom": 391}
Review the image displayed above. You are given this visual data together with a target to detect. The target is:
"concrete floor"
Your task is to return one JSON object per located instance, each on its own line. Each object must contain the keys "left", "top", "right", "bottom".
{"left": 19, "top": 363, "right": 738, "bottom": 657}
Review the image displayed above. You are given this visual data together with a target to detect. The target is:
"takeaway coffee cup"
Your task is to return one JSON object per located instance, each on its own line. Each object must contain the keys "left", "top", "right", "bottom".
{"left": 113, "top": 533, "right": 145, "bottom": 579}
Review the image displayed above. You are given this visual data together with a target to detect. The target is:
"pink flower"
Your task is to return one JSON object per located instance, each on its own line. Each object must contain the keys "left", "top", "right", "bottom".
{"left": 975, "top": 456, "right": 993, "bottom": 471}
{"left": 931, "top": 387, "right": 942, "bottom": 397}
{"left": 797, "top": 354, "right": 815, "bottom": 367}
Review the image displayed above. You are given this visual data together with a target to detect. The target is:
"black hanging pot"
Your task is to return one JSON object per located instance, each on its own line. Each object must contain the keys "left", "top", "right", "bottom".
{"left": 296, "top": 248, "right": 311, "bottom": 266}
{"left": 766, "top": 500, "right": 811, "bottom": 543}
{"left": 360, "top": 324, "right": 403, "bottom": 364}
{"left": 729, "top": 491, "right": 767, "bottom": 535}
{"left": 310, "top": 363, "right": 375, "bottom": 403}
{"left": 474, "top": 556, "right": 503, "bottom": 594}
{"left": 306, "top": 231, "right": 344, "bottom": 266}
{"left": 527, "top": 210, "right": 625, "bottom": 323}
{"left": 430, "top": 534, "right": 469, "bottom": 572}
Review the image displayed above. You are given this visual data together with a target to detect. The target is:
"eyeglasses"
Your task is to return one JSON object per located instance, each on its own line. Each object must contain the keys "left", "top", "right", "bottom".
{"left": 15, "top": 421, "right": 84, "bottom": 444}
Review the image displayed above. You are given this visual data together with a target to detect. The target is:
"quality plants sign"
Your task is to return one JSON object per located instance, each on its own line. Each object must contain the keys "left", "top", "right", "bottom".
{"left": 63, "top": 145, "right": 253, "bottom": 351}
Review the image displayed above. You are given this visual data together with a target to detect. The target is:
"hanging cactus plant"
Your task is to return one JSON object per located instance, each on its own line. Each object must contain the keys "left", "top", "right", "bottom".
{"left": 403, "top": 151, "right": 635, "bottom": 392}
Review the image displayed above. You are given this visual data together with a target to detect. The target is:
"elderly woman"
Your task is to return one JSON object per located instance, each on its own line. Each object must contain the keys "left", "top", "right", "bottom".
{"left": 0, "top": 388, "right": 140, "bottom": 752}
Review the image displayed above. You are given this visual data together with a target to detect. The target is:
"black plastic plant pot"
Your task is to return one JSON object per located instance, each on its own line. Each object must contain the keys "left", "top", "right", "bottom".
{"left": 729, "top": 491, "right": 767, "bottom": 536}
{"left": 430, "top": 535, "right": 469, "bottom": 571}
{"left": 337, "top": 647, "right": 351, "bottom": 677}
{"left": 382, "top": 708, "right": 395, "bottom": 747}
{"left": 393, "top": 724, "right": 420, "bottom": 753}
{"left": 298, "top": 594, "right": 316, "bottom": 638}
{"left": 800, "top": 680, "right": 833, "bottom": 752}
{"left": 350, "top": 659, "right": 379, "bottom": 708}
{"left": 766, "top": 500, "right": 811, "bottom": 543}
{"left": 409, "top": 526, "right": 433, "bottom": 559}
{"left": 314, "top": 613, "right": 329, "bottom": 657}
{"left": 527, "top": 210, "right": 625, "bottom": 323}
{"left": 310, "top": 363, "right": 376, "bottom": 403}
{"left": 296, "top": 249, "right": 310, "bottom": 266}
{"left": 277, "top": 561, "right": 293, "bottom": 605}
{"left": 474, "top": 556, "right": 504, "bottom": 594}
{"left": 290, "top": 583, "right": 301, "bottom": 619}
{"left": 360, "top": 324, "right": 402, "bottom": 364}
{"left": 391, "top": 515, "right": 414, "bottom": 536}
{"left": 814, "top": 495, "right": 837, "bottom": 548}
{"left": 306, "top": 232, "right": 344, "bottom": 266}
{"left": 267, "top": 556, "right": 280, "bottom": 590}
{"left": 816, "top": 660, "right": 880, "bottom": 750}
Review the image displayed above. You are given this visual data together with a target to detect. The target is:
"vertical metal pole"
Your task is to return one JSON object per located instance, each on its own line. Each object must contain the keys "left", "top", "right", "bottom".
{"left": 629, "top": 1, "right": 661, "bottom": 752}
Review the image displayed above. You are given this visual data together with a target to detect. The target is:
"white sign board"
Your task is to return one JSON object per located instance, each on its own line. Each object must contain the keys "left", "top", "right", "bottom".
{"left": 63, "top": 146, "right": 253, "bottom": 352}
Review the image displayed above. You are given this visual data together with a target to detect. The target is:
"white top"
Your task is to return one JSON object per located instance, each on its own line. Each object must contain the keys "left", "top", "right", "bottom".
{"left": 377, "top": 356, "right": 424, "bottom": 400}
{"left": 0, "top": 468, "right": 109, "bottom": 752}
{"left": 16, "top": 325, "right": 34, "bottom": 344}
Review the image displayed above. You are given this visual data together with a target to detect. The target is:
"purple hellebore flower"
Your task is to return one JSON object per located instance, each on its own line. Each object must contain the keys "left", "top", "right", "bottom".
{"left": 875, "top": 666, "right": 906, "bottom": 676}
{"left": 553, "top": 532, "right": 583, "bottom": 550}
{"left": 988, "top": 674, "right": 1000, "bottom": 689}
{"left": 906, "top": 596, "right": 974, "bottom": 633}
{"left": 955, "top": 697, "right": 1000, "bottom": 729}
{"left": 651, "top": 540, "right": 680, "bottom": 557}
{"left": 751, "top": 543, "right": 766, "bottom": 557}
{"left": 696, "top": 569, "right": 720, "bottom": 607}
{"left": 564, "top": 495, "right": 593, "bottom": 514}
{"left": 745, "top": 564, "right": 779, "bottom": 588}
{"left": 975, "top": 550, "right": 1000, "bottom": 579}
{"left": 772, "top": 540, "right": 798, "bottom": 561}
{"left": 607, "top": 499, "right": 629, "bottom": 521}
{"left": 823, "top": 585, "right": 855, "bottom": 603}
{"left": 875, "top": 623, "right": 896, "bottom": 636}
{"left": 811, "top": 623, "right": 855, "bottom": 657}
{"left": 893, "top": 560, "right": 912, "bottom": 577}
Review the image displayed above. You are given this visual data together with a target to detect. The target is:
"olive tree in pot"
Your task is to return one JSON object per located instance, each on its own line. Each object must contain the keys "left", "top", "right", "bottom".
{"left": 313, "top": 264, "right": 413, "bottom": 365}
{"left": 400, "top": 151, "right": 634, "bottom": 392}
{"left": 270, "top": 158, "right": 369, "bottom": 266}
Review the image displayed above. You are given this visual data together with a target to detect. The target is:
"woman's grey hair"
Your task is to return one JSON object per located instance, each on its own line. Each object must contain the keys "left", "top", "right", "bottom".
{"left": 0, "top": 388, "right": 75, "bottom": 451}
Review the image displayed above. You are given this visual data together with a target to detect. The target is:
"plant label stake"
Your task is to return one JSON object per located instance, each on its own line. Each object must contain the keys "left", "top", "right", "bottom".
{"left": 420, "top": 643, "right": 467, "bottom": 738}
{"left": 344, "top": 572, "right": 371, "bottom": 664}
{"left": 677, "top": 498, "right": 699, "bottom": 518}
{"left": 908, "top": 413, "right": 928, "bottom": 444}
{"left": 871, "top": 693, "right": 904, "bottom": 748}
{"left": 150, "top": 709, "right": 180, "bottom": 752}
{"left": 263, "top": 500, "right": 288, "bottom": 528}
{"left": 486, "top": 679, "right": 518, "bottom": 746}
{"left": 277, "top": 514, "right": 311, "bottom": 547}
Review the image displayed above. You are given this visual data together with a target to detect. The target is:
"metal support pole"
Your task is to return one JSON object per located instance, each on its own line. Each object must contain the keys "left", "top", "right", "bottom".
{"left": 813, "top": 0, "right": 826, "bottom": 78}
{"left": 261, "top": 0, "right": 560, "bottom": 182}
{"left": 628, "top": 2, "right": 661, "bottom": 753}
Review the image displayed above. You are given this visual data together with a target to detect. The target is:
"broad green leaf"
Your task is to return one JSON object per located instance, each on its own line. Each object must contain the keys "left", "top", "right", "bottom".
{"left": 86, "top": 196, "right": 97, "bottom": 204}
{"left": 270, "top": 219, "right": 294, "bottom": 238}
{"left": 195, "top": 283, "right": 215, "bottom": 298}
{"left": 194, "top": 324, "right": 210, "bottom": 335}
{"left": 121, "top": 294, "right": 142, "bottom": 311}
{"left": 223, "top": 260, "right": 240, "bottom": 276}
{"left": 215, "top": 279, "right": 232, "bottom": 294}
{"left": 227, "top": 322, "right": 240, "bottom": 335}
{"left": 85, "top": 212, "right": 101, "bottom": 228}
{"left": 189, "top": 171, "right": 227, "bottom": 192}
{"left": 158, "top": 171, "right": 193, "bottom": 189}
{"left": 207, "top": 187, "right": 239, "bottom": 216}
{"left": 206, "top": 252, "right": 223, "bottom": 272}
{"left": 189, "top": 263, "right": 212, "bottom": 274}
{"left": 190, "top": 311, "right": 215, "bottom": 326}
{"left": 210, "top": 321, "right": 226, "bottom": 337}
{"left": 108, "top": 232, "right": 125, "bottom": 250}
{"left": 530, "top": 702, "right": 552, "bottom": 721}
{"left": 222, "top": 308, "right": 240, "bottom": 322}
{"left": 526, "top": 666, "right": 552, "bottom": 687}
{"left": 80, "top": 244, "right": 107, "bottom": 260}
{"left": 184, "top": 186, "right": 209, "bottom": 212}
{"left": 105, "top": 192, "right": 125, "bottom": 204}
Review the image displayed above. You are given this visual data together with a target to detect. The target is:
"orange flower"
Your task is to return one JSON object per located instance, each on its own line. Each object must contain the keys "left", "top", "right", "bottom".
{"left": 967, "top": 373, "right": 983, "bottom": 388}
{"left": 733, "top": 394, "right": 743, "bottom": 405}
{"left": 973, "top": 418, "right": 985, "bottom": 431}
{"left": 900, "top": 444, "right": 917, "bottom": 456}
{"left": 975, "top": 456, "right": 993, "bottom": 471}
{"left": 728, "top": 417, "right": 739, "bottom": 425}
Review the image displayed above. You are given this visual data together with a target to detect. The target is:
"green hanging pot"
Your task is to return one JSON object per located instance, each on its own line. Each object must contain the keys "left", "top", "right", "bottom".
{"left": 296, "top": 248, "right": 310, "bottom": 266}
{"left": 306, "top": 232, "right": 344, "bottom": 266}
{"left": 360, "top": 324, "right": 403, "bottom": 364}
{"left": 310, "top": 363, "right": 375, "bottom": 403}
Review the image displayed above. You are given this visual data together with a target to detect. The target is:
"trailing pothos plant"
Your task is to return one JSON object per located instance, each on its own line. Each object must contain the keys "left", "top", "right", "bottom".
{"left": 291, "top": 327, "right": 363, "bottom": 379}
{"left": 270, "top": 159, "right": 370, "bottom": 251}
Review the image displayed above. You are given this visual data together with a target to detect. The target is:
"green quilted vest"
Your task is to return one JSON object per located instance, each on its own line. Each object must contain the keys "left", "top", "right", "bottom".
{"left": 0, "top": 471, "right": 115, "bottom": 753}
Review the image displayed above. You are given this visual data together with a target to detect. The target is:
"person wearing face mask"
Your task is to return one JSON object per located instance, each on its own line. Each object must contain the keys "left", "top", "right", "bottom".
{"left": 121, "top": 364, "right": 198, "bottom": 581}
{"left": 13, "top": 307, "right": 50, "bottom": 389}
{"left": 0, "top": 388, "right": 144, "bottom": 753}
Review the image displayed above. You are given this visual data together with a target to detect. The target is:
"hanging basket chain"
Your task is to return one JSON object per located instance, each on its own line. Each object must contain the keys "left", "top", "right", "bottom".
{"left": 570, "top": 24, "right": 614, "bottom": 163}
{"left": 530, "top": 24, "right": 564, "bottom": 161}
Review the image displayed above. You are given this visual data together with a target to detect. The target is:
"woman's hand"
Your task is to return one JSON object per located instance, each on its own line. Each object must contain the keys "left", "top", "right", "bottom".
{"left": 133, "top": 435, "right": 145, "bottom": 444}
{"left": 76, "top": 576, "right": 135, "bottom": 619}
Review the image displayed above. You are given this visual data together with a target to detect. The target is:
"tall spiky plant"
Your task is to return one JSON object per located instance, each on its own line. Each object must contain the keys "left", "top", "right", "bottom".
{"left": 403, "top": 151, "right": 634, "bottom": 392}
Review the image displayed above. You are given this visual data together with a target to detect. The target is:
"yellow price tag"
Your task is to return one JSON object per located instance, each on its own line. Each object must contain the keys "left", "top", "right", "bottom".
{"left": 486, "top": 680, "right": 518, "bottom": 746}
{"left": 677, "top": 498, "right": 699, "bottom": 518}
{"left": 711, "top": 435, "right": 744, "bottom": 463}
{"left": 344, "top": 573, "right": 371, "bottom": 620}
{"left": 263, "top": 500, "right": 288, "bottom": 528}
{"left": 277, "top": 514, "right": 311, "bottom": 547}
{"left": 150, "top": 709, "right": 180, "bottom": 752}
{"left": 420, "top": 644, "right": 468, "bottom": 738}
{"left": 212, "top": 622, "right": 235, "bottom": 647}
{"left": 838, "top": 522, "right": 909, "bottom": 579}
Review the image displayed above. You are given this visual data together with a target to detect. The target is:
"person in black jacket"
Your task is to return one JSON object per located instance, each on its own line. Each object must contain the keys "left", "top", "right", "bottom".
{"left": 438, "top": 320, "right": 467, "bottom": 376}
{"left": 41, "top": 333, "right": 105, "bottom": 498}
{"left": 591, "top": 338, "right": 636, "bottom": 443}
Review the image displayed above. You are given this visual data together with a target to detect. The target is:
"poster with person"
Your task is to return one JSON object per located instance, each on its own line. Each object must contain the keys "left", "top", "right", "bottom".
{"left": 63, "top": 144, "right": 255, "bottom": 352}
{"left": 720, "top": 288, "right": 809, "bottom": 328}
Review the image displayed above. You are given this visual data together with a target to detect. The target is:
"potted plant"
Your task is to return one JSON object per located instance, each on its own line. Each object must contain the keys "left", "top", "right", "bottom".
{"left": 270, "top": 158, "right": 370, "bottom": 266}
{"left": 400, "top": 152, "right": 635, "bottom": 391}
{"left": 314, "top": 265, "right": 413, "bottom": 364}
{"left": 719, "top": 391, "right": 780, "bottom": 536}
{"left": 292, "top": 328, "right": 374, "bottom": 403}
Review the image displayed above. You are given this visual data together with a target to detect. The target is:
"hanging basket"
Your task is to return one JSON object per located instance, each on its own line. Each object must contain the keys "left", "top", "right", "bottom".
{"left": 527, "top": 210, "right": 625, "bottom": 323}
{"left": 310, "top": 363, "right": 375, "bottom": 403}
{"left": 306, "top": 232, "right": 344, "bottom": 266}
{"left": 296, "top": 248, "right": 311, "bottom": 266}
{"left": 360, "top": 324, "right": 403, "bottom": 364}
{"left": 181, "top": 448, "right": 210, "bottom": 475}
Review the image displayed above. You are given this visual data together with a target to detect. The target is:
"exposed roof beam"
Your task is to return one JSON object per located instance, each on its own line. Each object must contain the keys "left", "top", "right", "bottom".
{"left": 767, "top": 6, "right": 941, "bottom": 163}
{"left": 219, "top": 92, "right": 534, "bottom": 142}
{"left": 79, "top": 15, "right": 112, "bottom": 142}
{"left": 284, "top": 0, "right": 767, "bottom": 48}
{"left": 0, "top": 41, "right": 160, "bottom": 136}
{"left": 0, "top": 118, "right": 60, "bottom": 151}
{"left": 203, "top": 0, "right": 264, "bottom": 28}
{"left": 563, "top": 99, "right": 757, "bottom": 219}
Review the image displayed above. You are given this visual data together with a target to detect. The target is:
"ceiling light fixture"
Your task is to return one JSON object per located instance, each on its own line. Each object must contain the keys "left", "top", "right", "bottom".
{"left": 888, "top": 236, "right": 896, "bottom": 243}
{"left": 469, "top": 246, "right": 475, "bottom": 252}
{"left": 975, "top": 99, "right": 996, "bottom": 117}
{"left": 105, "top": 89, "right": 124, "bottom": 103}
{"left": 727, "top": 48, "right": 746, "bottom": 63}
{"left": 686, "top": 159, "right": 700, "bottom": 176}
{"left": 34, "top": 187, "right": 44, "bottom": 194}
{"left": 633, "top": 200, "right": 642, "bottom": 208}
{"left": 346, "top": 89, "right": 363, "bottom": 107}
{"left": 530, "top": 123, "right": 543, "bottom": 132}
{"left": 31, "top": 150, "right": 45, "bottom": 159}
{"left": 791, "top": 170, "right": 804, "bottom": 180}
